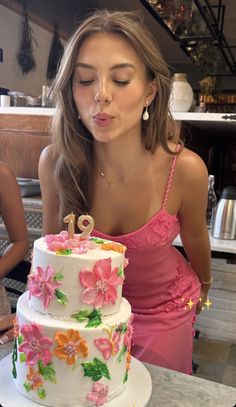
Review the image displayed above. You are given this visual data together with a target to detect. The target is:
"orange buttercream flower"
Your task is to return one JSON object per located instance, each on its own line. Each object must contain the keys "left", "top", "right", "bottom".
{"left": 54, "top": 329, "right": 88, "bottom": 365}
{"left": 13, "top": 316, "right": 20, "bottom": 338}
{"left": 26, "top": 367, "right": 43, "bottom": 390}
{"left": 126, "top": 352, "right": 131, "bottom": 371}
{"left": 101, "top": 243, "right": 126, "bottom": 253}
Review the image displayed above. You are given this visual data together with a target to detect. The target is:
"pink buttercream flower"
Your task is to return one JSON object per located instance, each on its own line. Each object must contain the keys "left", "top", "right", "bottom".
{"left": 80, "top": 258, "right": 124, "bottom": 308}
{"left": 94, "top": 330, "right": 121, "bottom": 360}
{"left": 28, "top": 265, "right": 62, "bottom": 308}
{"left": 45, "top": 231, "right": 92, "bottom": 253}
{"left": 123, "top": 314, "right": 134, "bottom": 352}
{"left": 19, "top": 323, "right": 53, "bottom": 366}
{"left": 87, "top": 382, "right": 109, "bottom": 406}
{"left": 124, "top": 257, "right": 129, "bottom": 268}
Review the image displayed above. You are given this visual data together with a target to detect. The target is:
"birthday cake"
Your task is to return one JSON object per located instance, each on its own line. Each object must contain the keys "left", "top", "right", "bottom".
{"left": 12, "top": 215, "right": 133, "bottom": 406}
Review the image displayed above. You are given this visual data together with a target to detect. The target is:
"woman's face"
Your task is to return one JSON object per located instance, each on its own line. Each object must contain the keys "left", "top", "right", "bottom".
{"left": 72, "top": 32, "right": 156, "bottom": 144}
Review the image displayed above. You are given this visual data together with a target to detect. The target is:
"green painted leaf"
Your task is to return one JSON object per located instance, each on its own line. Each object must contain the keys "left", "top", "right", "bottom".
{"left": 12, "top": 338, "right": 17, "bottom": 378}
{"left": 123, "top": 369, "right": 128, "bottom": 384}
{"left": 117, "top": 263, "right": 124, "bottom": 278}
{"left": 18, "top": 335, "right": 24, "bottom": 345}
{"left": 81, "top": 357, "right": 111, "bottom": 382}
{"left": 54, "top": 272, "right": 64, "bottom": 282}
{"left": 71, "top": 309, "right": 102, "bottom": 327}
{"left": 86, "top": 309, "right": 102, "bottom": 328}
{"left": 38, "top": 360, "right": 57, "bottom": 383}
{"left": 38, "top": 387, "right": 46, "bottom": 399}
{"left": 116, "top": 322, "right": 127, "bottom": 334}
{"left": 117, "top": 345, "right": 127, "bottom": 363}
{"left": 24, "top": 382, "right": 31, "bottom": 392}
{"left": 56, "top": 249, "right": 72, "bottom": 255}
{"left": 12, "top": 363, "right": 17, "bottom": 379}
{"left": 12, "top": 338, "right": 17, "bottom": 362}
{"left": 55, "top": 289, "right": 68, "bottom": 306}
{"left": 20, "top": 353, "right": 26, "bottom": 363}
{"left": 90, "top": 237, "right": 104, "bottom": 244}
{"left": 71, "top": 309, "right": 92, "bottom": 322}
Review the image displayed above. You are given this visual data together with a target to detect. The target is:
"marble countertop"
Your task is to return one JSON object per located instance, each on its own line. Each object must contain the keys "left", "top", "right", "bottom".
{"left": 173, "top": 234, "right": 236, "bottom": 254}
{"left": 0, "top": 106, "right": 55, "bottom": 115}
{"left": 1, "top": 344, "right": 236, "bottom": 406}
{"left": 0, "top": 108, "right": 235, "bottom": 121}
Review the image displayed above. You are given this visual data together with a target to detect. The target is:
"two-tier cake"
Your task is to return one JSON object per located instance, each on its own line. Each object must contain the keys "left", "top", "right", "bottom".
{"left": 12, "top": 216, "right": 134, "bottom": 406}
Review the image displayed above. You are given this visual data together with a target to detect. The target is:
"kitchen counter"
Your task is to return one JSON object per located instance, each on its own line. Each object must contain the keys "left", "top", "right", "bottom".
{"left": 0, "top": 107, "right": 235, "bottom": 120}
{"left": 0, "top": 106, "right": 55, "bottom": 115}
{"left": 0, "top": 107, "right": 235, "bottom": 180}
{"left": 1, "top": 344, "right": 236, "bottom": 406}
{"left": 174, "top": 234, "right": 236, "bottom": 254}
{"left": 0, "top": 109, "right": 51, "bottom": 179}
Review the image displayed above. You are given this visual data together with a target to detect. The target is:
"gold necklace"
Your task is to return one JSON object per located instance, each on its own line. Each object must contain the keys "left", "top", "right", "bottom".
{"left": 98, "top": 153, "right": 144, "bottom": 185}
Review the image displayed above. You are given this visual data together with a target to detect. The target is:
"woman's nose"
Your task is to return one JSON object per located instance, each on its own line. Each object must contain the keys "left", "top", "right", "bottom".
{"left": 94, "top": 85, "right": 111, "bottom": 104}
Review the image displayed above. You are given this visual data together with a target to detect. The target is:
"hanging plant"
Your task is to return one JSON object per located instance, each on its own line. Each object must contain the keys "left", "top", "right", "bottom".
{"left": 17, "top": 0, "right": 37, "bottom": 75}
{"left": 190, "top": 40, "right": 229, "bottom": 76}
{"left": 46, "top": 22, "right": 64, "bottom": 80}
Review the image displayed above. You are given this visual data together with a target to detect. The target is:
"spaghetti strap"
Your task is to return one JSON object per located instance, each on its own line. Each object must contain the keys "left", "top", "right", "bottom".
{"left": 162, "top": 144, "right": 181, "bottom": 210}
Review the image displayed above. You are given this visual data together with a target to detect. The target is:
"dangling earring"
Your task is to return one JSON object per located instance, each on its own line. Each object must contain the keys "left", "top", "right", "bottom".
{"left": 142, "top": 101, "right": 149, "bottom": 121}
{"left": 78, "top": 113, "right": 81, "bottom": 120}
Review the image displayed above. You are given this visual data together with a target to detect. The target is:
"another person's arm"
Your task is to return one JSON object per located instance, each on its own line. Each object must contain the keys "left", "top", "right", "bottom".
{"left": 0, "top": 313, "right": 15, "bottom": 344}
{"left": 0, "top": 162, "right": 29, "bottom": 279}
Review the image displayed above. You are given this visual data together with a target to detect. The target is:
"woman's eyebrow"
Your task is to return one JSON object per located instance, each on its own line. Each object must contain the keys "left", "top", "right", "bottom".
{"left": 75, "top": 63, "right": 95, "bottom": 70}
{"left": 75, "top": 62, "right": 135, "bottom": 70}
{"left": 110, "top": 63, "right": 135, "bottom": 71}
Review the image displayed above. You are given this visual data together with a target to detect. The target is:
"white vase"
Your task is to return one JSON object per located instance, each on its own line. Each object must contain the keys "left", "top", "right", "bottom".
{"left": 169, "top": 73, "right": 194, "bottom": 112}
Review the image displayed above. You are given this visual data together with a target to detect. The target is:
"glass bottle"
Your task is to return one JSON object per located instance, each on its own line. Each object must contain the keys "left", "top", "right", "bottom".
{"left": 206, "top": 175, "right": 217, "bottom": 230}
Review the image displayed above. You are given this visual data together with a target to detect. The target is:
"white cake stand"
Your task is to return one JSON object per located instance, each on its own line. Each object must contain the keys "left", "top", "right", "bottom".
{"left": 0, "top": 354, "right": 152, "bottom": 407}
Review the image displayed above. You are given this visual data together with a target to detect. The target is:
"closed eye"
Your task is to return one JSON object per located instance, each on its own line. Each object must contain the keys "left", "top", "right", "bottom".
{"left": 114, "top": 80, "right": 131, "bottom": 86}
{"left": 78, "top": 80, "right": 94, "bottom": 85}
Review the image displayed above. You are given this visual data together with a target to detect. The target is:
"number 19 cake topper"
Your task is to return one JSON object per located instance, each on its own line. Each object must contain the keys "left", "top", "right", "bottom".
{"left": 63, "top": 213, "right": 94, "bottom": 239}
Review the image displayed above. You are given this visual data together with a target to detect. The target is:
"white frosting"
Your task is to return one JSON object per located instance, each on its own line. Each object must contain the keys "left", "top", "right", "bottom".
{"left": 30, "top": 236, "right": 125, "bottom": 319}
{"left": 14, "top": 292, "right": 132, "bottom": 406}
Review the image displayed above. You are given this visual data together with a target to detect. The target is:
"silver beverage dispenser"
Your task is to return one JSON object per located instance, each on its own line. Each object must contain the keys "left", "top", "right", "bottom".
{"left": 212, "top": 186, "right": 236, "bottom": 240}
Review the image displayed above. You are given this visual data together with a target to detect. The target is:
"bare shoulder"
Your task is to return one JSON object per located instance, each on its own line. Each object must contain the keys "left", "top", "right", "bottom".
{"left": 0, "top": 161, "right": 17, "bottom": 190}
{"left": 0, "top": 161, "right": 14, "bottom": 180}
{"left": 39, "top": 144, "right": 58, "bottom": 167}
{"left": 176, "top": 146, "right": 208, "bottom": 181}
{"left": 164, "top": 143, "right": 208, "bottom": 178}
{"left": 173, "top": 146, "right": 209, "bottom": 200}
{"left": 39, "top": 144, "right": 59, "bottom": 177}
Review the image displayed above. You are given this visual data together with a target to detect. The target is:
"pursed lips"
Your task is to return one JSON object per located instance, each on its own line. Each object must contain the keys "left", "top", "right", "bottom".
{"left": 93, "top": 112, "right": 113, "bottom": 120}
{"left": 93, "top": 112, "right": 114, "bottom": 127}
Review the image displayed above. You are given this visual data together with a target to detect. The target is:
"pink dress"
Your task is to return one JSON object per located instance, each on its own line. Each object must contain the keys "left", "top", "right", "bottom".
{"left": 93, "top": 150, "right": 201, "bottom": 374}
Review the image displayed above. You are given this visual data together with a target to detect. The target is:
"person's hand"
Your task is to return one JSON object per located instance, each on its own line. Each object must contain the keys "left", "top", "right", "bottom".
{"left": 0, "top": 314, "right": 15, "bottom": 344}
{"left": 195, "top": 286, "right": 210, "bottom": 315}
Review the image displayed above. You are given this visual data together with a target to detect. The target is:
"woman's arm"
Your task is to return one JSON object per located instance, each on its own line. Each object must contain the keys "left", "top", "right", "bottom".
{"left": 38, "top": 145, "right": 61, "bottom": 235}
{"left": 0, "top": 313, "right": 15, "bottom": 344}
{"left": 177, "top": 149, "right": 212, "bottom": 306}
{"left": 0, "top": 162, "right": 29, "bottom": 279}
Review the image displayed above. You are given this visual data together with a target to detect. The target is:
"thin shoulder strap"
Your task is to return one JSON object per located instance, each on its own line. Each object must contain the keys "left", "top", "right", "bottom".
{"left": 162, "top": 144, "right": 181, "bottom": 210}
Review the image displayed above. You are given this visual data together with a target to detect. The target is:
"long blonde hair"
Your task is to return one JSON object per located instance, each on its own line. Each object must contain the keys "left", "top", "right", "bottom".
{"left": 52, "top": 9, "right": 176, "bottom": 224}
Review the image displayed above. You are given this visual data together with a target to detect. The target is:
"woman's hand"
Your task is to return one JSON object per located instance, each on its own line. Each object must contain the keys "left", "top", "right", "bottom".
{"left": 0, "top": 314, "right": 15, "bottom": 344}
{"left": 196, "top": 286, "right": 211, "bottom": 315}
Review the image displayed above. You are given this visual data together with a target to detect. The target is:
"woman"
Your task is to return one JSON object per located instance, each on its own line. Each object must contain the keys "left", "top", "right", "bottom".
{"left": 39, "top": 10, "right": 212, "bottom": 374}
{"left": 0, "top": 161, "right": 29, "bottom": 343}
